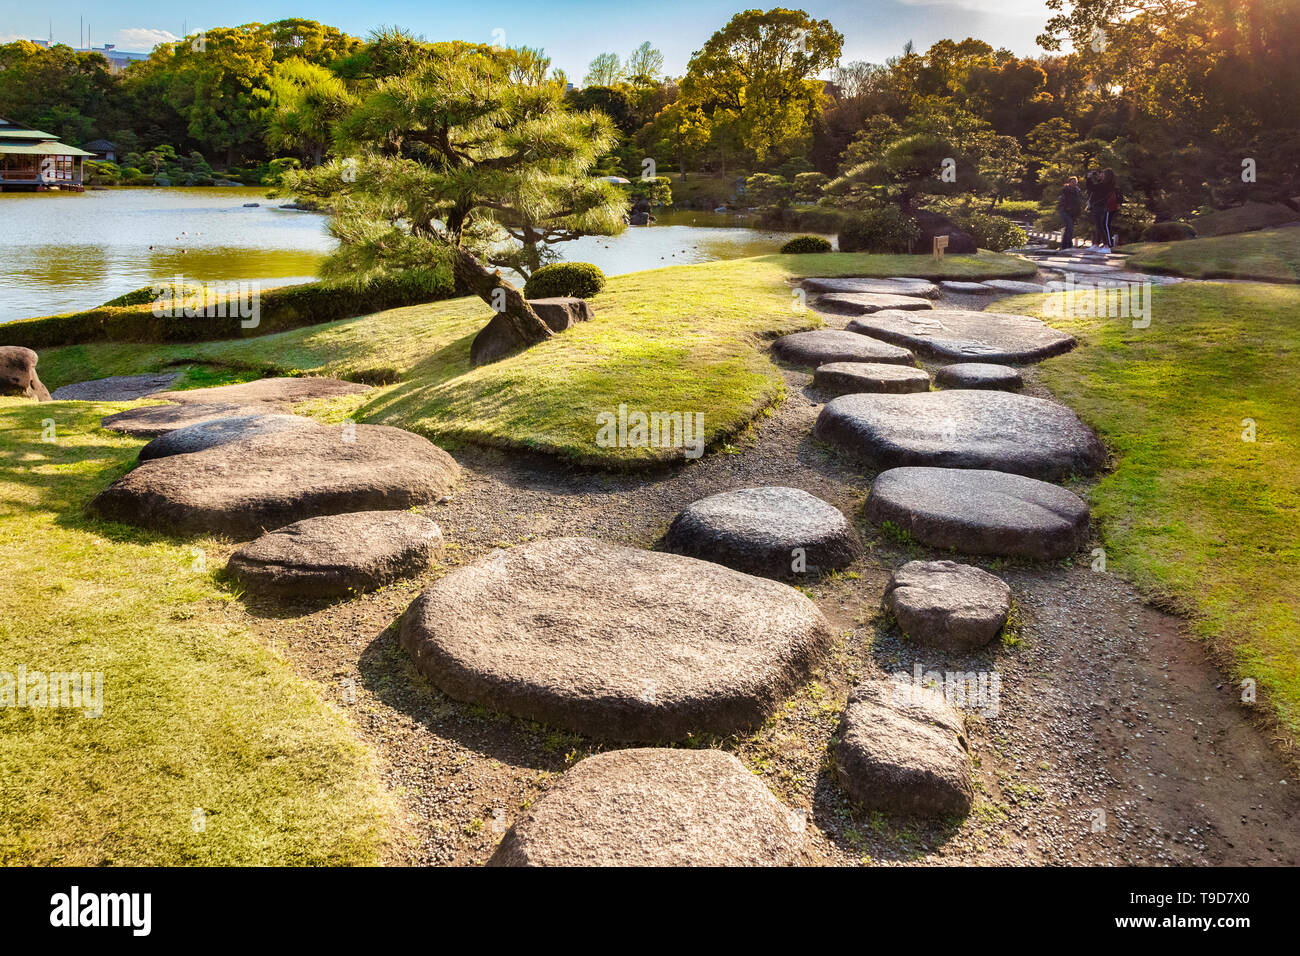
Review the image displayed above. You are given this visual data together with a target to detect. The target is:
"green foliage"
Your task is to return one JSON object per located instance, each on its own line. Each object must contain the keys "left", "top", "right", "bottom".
{"left": 780, "top": 235, "right": 832, "bottom": 254}
{"left": 523, "top": 262, "right": 607, "bottom": 299}
{"left": 627, "top": 176, "right": 673, "bottom": 206}
{"left": 962, "top": 212, "right": 1028, "bottom": 251}
{"left": 792, "top": 171, "right": 829, "bottom": 203}
{"left": 837, "top": 206, "right": 922, "bottom": 253}
{"left": 1142, "top": 221, "right": 1197, "bottom": 242}
{"left": 744, "top": 173, "right": 794, "bottom": 210}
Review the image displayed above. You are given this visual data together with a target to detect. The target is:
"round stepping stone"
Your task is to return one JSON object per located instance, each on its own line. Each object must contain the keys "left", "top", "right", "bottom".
{"left": 865, "top": 467, "right": 1089, "bottom": 560}
{"left": 884, "top": 560, "right": 1011, "bottom": 650}
{"left": 88, "top": 422, "right": 459, "bottom": 538}
{"left": 846, "top": 309, "right": 1075, "bottom": 363}
{"left": 52, "top": 372, "right": 180, "bottom": 401}
{"left": 939, "top": 280, "right": 996, "bottom": 293}
{"left": 148, "top": 376, "right": 371, "bottom": 404}
{"left": 813, "top": 390, "right": 1106, "bottom": 480}
{"left": 801, "top": 277, "right": 939, "bottom": 298}
{"left": 227, "top": 510, "right": 443, "bottom": 598}
{"left": 489, "top": 749, "right": 804, "bottom": 867}
{"left": 812, "top": 361, "right": 930, "bottom": 395}
{"left": 664, "top": 486, "right": 862, "bottom": 578}
{"left": 815, "top": 292, "right": 934, "bottom": 315}
{"left": 100, "top": 402, "right": 288, "bottom": 438}
{"left": 399, "top": 537, "right": 834, "bottom": 741}
{"left": 983, "top": 279, "right": 1047, "bottom": 295}
{"left": 771, "top": 330, "right": 915, "bottom": 368}
{"left": 137, "top": 414, "right": 315, "bottom": 461}
{"left": 933, "top": 363, "right": 1023, "bottom": 392}
{"left": 835, "top": 679, "right": 974, "bottom": 817}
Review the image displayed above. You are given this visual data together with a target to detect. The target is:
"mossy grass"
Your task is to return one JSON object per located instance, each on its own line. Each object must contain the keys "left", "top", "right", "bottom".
{"left": 1122, "top": 226, "right": 1300, "bottom": 283}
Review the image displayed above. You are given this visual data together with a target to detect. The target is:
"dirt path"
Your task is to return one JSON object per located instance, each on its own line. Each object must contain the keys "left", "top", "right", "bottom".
{"left": 223, "top": 288, "right": 1300, "bottom": 867}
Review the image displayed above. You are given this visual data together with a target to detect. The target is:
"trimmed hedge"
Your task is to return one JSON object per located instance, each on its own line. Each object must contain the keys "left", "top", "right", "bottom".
{"left": 779, "top": 235, "right": 832, "bottom": 254}
{"left": 838, "top": 207, "right": 920, "bottom": 254}
{"left": 1142, "top": 220, "right": 1197, "bottom": 242}
{"left": 523, "top": 262, "right": 606, "bottom": 299}
{"left": 0, "top": 267, "right": 454, "bottom": 349}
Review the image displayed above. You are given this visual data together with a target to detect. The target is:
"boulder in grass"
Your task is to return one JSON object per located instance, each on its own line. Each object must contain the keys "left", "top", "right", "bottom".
{"left": 811, "top": 361, "right": 931, "bottom": 396}
{"left": 835, "top": 678, "right": 975, "bottom": 817}
{"left": 865, "top": 466, "right": 1090, "bottom": 560}
{"left": 137, "top": 413, "right": 315, "bottom": 461}
{"left": 884, "top": 560, "right": 1011, "bottom": 650}
{"left": 0, "top": 346, "right": 51, "bottom": 401}
{"left": 148, "top": 376, "right": 371, "bottom": 404}
{"left": 227, "top": 510, "right": 443, "bottom": 598}
{"left": 400, "top": 537, "right": 834, "bottom": 742}
{"left": 665, "top": 486, "right": 862, "bottom": 578}
{"left": 101, "top": 402, "right": 290, "bottom": 438}
{"left": 88, "top": 422, "right": 459, "bottom": 539}
{"left": 469, "top": 298, "right": 592, "bottom": 366}
{"left": 489, "top": 749, "right": 805, "bottom": 867}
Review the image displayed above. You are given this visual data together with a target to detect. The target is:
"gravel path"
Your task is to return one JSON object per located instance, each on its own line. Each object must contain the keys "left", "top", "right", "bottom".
{"left": 215, "top": 279, "right": 1300, "bottom": 866}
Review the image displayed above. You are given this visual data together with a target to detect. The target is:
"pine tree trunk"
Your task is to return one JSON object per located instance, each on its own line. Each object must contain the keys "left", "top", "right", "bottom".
{"left": 451, "top": 246, "right": 553, "bottom": 361}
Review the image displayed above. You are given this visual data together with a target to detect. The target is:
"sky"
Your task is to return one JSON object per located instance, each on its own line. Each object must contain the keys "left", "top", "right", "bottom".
{"left": 0, "top": 0, "right": 1055, "bottom": 77}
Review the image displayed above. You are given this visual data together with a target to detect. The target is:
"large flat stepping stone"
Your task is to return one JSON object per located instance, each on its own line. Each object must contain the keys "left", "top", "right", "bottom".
{"left": 489, "top": 749, "right": 804, "bottom": 866}
{"left": 771, "top": 330, "right": 915, "bottom": 368}
{"left": 88, "top": 422, "right": 459, "bottom": 538}
{"left": 802, "top": 277, "right": 939, "bottom": 298}
{"left": 865, "top": 467, "right": 1090, "bottom": 560}
{"left": 815, "top": 292, "right": 934, "bottom": 315}
{"left": 1047, "top": 260, "right": 1121, "bottom": 274}
{"left": 813, "top": 390, "right": 1106, "bottom": 481}
{"left": 665, "top": 486, "right": 862, "bottom": 578}
{"left": 884, "top": 560, "right": 1011, "bottom": 650}
{"left": 846, "top": 309, "right": 1076, "bottom": 364}
{"left": 148, "top": 376, "right": 371, "bottom": 404}
{"left": 52, "top": 372, "right": 180, "bottom": 401}
{"left": 101, "top": 402, "right": 289, "bottom": 438}
{"left": 399, "top": 537, "right": 834, "bottom": 741}
{"left": 983, "top": 279, "right": 1047, "bottom": 295}
{"left": 933, "top": 363, "right": 1023, "bottom": 392}
{"left": 137, "top": 413, "right": 314, "bottom": 461}
{"left": 812, "top": 362, "right": 930, "bottom": 395}
{"left": 835, "top": 679, "right": 974, "bottom": 817}
{"left": 227, "top": 510, "right": 443, "bottom": 598}
{"left": 939, "top": 280, "right": 997, "bottom": 293}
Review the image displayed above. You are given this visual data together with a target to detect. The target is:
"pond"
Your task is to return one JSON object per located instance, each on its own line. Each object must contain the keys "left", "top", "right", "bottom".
{"left": 0, "top": 189, "right": 829, "bottom": 325}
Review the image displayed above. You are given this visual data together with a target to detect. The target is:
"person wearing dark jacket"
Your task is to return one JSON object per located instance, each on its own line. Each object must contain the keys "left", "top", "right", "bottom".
{"left": 1085, "top": 168, "right": 1119, "bottom": 251}
{"left": 1057, "top": 176, "right": 1082, "bottom": 251}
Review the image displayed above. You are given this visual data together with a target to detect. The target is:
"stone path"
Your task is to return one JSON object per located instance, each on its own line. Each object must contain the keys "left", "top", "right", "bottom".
{"left": 664, "top": 486, "right": 862, "bottom": 578}
{"left": 884, "top": 559, "right": 1011, "bottom": 650}
{"left": 844, "top": 309, "right": 1076, "bottom": 364}
{"left": 933, "top": 362, "right": 1023, "bottom": 391}
{"left": 813, "top": 390, "right": 1107, "bottom": 480}
{"left": 228, "top": 511, "right": 444, "bottom": 599}
{"left": 864, "top": 466, "right": 1091, "bottom": 559}
{"left": 814, "top": 292, "right": 934, "bottom": 314}
{"left": 101, "top": 402, "right": 291, "bottom": 438}
{"left": 137, "top": 413, "right": 314, "bottom": 461}
{"left": 52, "top": 372, "right": 181, "bottom": 401}
{"left": 812, "top": 361, "right": 931, "bottom": 395}
{"left": 771, "top": 329, "right": 916, "bottom": 367}
{"left": 801, "top": 277, "right": 940, "bottom": 298}
{"left": 489, "top": 749, "right": 806, "bottom": 866}
{"left": 148, "top": 376, "right": 371, "bottom": 404}
{"left": 89, "top": 421, "right": 459, "bottom": 538}
{"left": 399, "top": 537, "right": 834, "bottom": 741}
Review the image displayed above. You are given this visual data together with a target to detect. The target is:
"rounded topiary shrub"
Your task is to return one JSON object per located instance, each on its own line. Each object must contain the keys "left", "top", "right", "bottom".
{"left": 524, "top": 262, "right": 606, "bottom": 299}
{"left": 1141, "top": 220, "right": 1197, "bottom": 242}
{"left": 780, "top": 235, "right": 832, "bottom": 254}
{"left": 963, "top": 213, "right": 1028, "bottom": 252}
{"left": 837, "top": 207, "right": 920, "bottom": 254}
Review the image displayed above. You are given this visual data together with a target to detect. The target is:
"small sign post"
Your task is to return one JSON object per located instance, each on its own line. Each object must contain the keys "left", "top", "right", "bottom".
{"left": 932, "top": 235, "right": 949, "bottom": 261}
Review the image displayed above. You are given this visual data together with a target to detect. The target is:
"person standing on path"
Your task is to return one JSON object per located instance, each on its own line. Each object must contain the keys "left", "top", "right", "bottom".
{"left": 1085, "top": 168, "right": 1118, "bottom": 251}
{"left": 1057, "top": 176, "right": 1082, "bottom": 251}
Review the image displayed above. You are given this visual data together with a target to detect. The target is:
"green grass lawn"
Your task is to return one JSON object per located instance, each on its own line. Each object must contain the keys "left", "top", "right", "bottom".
{"left": 0, "top": 400, "right": 393, "bottom": 864}
{"left": 1002, "top": 281, "right": 1300, "bottom": 742}
{"left": 1122, "top": 226, "right": 1300, "bottom": 282}
{"left": 36, "top": 251, "right": 1033, "bottom": 467}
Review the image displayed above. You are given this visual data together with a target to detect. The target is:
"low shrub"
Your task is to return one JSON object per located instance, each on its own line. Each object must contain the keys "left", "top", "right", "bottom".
{"left": 0, "top": 267, "right": 454, "bottom": 349}
{"left": 780, "top": 235, "right": 832, "bottom": 254}
{"left": 963, "top": 213, "right": 1028, "bottom": 251}
{"left": 1142, "top": 221, "right": 1197, "bottom": 242}
{"left": 523, "top": 262, "right": 606, "bottom": 299}
{"left": 837, "top": 207, "right": 920, "bottom": 254}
